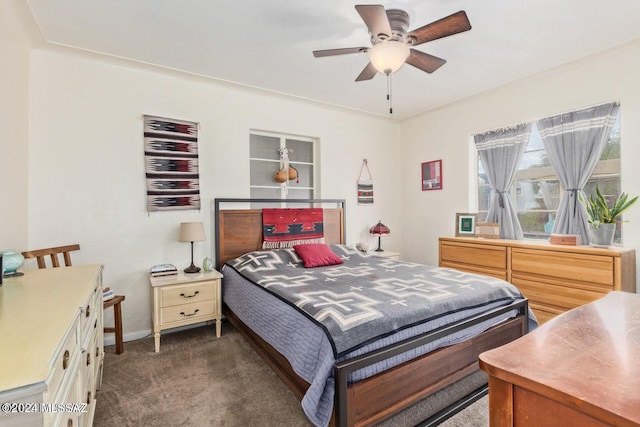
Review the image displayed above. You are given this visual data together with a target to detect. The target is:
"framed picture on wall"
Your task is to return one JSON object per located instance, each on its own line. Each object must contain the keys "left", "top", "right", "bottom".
{"left": 421, "top": 160, "right": 442, "bottom": 191}
{"left": 455, "top": 213, "right": 477, "bottom": 237}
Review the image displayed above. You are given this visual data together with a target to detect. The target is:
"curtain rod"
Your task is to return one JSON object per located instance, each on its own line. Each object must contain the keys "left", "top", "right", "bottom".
{"left": 471, "top": 99, "right": 620, "bottom": 137}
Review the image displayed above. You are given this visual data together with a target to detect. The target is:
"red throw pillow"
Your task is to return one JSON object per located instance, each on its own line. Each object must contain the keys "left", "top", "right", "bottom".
{"left": 294, "top": 244, "right": 344, "bottom": 268}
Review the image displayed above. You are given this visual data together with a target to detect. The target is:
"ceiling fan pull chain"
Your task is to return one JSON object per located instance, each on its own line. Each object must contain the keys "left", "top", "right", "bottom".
{"left": 387, "top": 73, "right": 393, "bottom": 115}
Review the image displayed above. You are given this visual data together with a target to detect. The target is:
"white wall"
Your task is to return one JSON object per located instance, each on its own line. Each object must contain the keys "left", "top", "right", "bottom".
{"left": 0, "top": 0, "right": 42, "bottom": 251}
{"left": 26, "top": 47, "right": 403, "bottom": 341}
{"left": 402, "top": 38, "right": 640, "bottom": 290}
{"left": 9, "top": 0, "right": 640, "bottom": 344}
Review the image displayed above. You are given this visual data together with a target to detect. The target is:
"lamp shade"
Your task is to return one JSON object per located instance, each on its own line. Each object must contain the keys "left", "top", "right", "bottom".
{"left": 370, "top": 220, "right": 391, "bottom": 236}
{"left": 368, "top": 41, "right": 410, "bottom": 75}
{"left": 179, "top": 222, "right": 205, "bottom": 242}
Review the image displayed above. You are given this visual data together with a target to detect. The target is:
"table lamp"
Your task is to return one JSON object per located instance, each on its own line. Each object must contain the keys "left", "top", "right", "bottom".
{"left": 370, "top": 220, "right": 390, "bottom": 252}
{"left": 179, "top": 221, "right": 205, "bottom": 273}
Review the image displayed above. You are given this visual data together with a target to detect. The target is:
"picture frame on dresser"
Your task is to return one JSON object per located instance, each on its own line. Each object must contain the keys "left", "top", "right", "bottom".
{"left": 455, "top": 213, "right": 477, "bottom": 236}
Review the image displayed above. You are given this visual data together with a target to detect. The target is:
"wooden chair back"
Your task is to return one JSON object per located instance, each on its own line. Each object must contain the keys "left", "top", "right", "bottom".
{"left": 22, "top": 244, "right": 81, "bottom": 269}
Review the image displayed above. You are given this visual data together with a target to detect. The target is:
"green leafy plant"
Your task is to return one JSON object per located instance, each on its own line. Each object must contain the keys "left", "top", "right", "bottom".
{"left": 579, "top": 185, "right": 638, "bottom": 228}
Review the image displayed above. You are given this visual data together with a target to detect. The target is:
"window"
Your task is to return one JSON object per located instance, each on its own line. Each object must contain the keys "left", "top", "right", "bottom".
{"left": 477, "top": 111, "right": 621, "bottom": 242}
{"left": 250, "top": 131, "right": 317, "bottom": 199}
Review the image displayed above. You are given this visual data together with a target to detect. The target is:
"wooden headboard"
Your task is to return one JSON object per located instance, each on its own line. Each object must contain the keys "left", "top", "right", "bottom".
{"left": 214, "top": 198, "right": 346, "bottom": 269}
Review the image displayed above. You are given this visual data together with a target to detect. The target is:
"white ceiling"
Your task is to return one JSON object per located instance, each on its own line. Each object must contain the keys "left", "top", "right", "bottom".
{"left": 25, "top": 0, "right": 640, "bottom": 120}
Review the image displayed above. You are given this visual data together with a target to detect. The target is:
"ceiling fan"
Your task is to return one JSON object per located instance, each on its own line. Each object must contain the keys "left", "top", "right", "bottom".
{"left": 313, "top": 4, "right": 472, "bottom": 81}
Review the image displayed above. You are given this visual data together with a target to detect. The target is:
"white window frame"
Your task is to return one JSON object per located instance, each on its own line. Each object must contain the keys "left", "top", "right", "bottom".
{"left": 476, "top": 110, "right": 622, "bottom": 242}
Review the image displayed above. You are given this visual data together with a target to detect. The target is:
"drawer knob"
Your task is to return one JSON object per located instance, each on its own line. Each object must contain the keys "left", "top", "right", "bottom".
{"left": 86, "top": 391, "right": 92, "bottom": 404}
{"left": 180, "top": 291, "right": 200, "bottom": 298}
{"left": 85, "top": 305, "right": 91, "bottom": 318}
{"left": 94, "top": 319, "right": 98, "bottom": 329}
{"left": 62, "top": 350, "right": 70, "bottom": 370}
{"left": 87, "top": 352, "right": 91, "bottom": 366}
{"left": 180, "top": 309, "right": 200, "bottom": 317}
{"left": 67, "top": 418, "right": 73, "bottom": 427}
{"left": 95, "top": 346, "right": 99, "bottom": 358}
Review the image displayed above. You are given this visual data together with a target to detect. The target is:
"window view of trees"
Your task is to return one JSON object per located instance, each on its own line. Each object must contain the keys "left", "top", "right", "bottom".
{"left": 478, "top": 112, "right": 621, "bottom": 242}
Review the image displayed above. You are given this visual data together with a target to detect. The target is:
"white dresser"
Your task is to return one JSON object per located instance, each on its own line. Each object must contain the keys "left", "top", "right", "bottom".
{"left": 0, "top": 265, "right": 104, "bottom": 427}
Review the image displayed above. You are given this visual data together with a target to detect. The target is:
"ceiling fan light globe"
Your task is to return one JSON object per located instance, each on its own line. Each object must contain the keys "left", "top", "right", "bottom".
{"left": 368, "top": 41, "right": 410, "bottom": 75}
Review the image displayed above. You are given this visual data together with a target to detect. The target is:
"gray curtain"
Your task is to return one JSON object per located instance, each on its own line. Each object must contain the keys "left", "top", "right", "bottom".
{"left": 536, "top": 102, "right": 620, "bottom": 244}
{"left": 475, "top": 123, "right": 532, "bottom": 239}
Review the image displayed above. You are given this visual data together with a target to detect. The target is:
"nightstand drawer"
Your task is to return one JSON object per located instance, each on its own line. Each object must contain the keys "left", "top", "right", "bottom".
{"left": 160, "top": 281, "right": 216, "bottom": 307}
{"left": 161, "top": 300, "right": 216, "bottom": 324}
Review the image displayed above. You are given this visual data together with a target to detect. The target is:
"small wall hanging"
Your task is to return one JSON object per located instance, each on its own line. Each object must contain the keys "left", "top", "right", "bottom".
{"left": 357, "top": 159, "right": 374, "bottom": 205}
{"left": 143, "top": 115, "right": 200, "bottom": 211}
{"left": 422, "top": 160, "right": 443, "bottom": 191}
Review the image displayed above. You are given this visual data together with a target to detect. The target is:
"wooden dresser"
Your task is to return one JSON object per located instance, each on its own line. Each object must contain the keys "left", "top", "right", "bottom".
{"left": 479, "top": 291, "right": 640, "bottom": 426}
{"left": 0, "top": 265, "right": 104, "bottom": 427}
{"left": 439, "top": 237, "right": 636, "bottom": 324}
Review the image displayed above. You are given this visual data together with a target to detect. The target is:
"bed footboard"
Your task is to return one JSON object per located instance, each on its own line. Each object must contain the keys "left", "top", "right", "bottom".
{"left": 224, "top": 300, "right": 528, "bottom": 427}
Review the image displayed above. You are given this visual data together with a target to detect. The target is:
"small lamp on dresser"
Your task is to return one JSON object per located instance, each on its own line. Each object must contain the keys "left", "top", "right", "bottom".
{"left": 370, "top": 220, "right": 390, "bottom": 252}
{"left": 179, "top": 221, "right": 205, "bottom": 273}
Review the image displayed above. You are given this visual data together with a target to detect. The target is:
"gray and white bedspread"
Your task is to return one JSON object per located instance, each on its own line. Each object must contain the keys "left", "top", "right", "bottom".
{"left": 222, "top": 245, "right": 537, "bottom": 427}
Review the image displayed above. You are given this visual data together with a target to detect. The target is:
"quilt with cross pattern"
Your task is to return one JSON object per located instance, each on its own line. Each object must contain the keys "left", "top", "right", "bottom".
{"left": 225, "top": 244, "right": 528, "bottom": 358}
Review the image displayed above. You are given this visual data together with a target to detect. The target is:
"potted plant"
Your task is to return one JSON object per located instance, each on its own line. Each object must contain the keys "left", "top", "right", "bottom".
{"left": 579, "top": 185, "right": 638, "bottom": 246}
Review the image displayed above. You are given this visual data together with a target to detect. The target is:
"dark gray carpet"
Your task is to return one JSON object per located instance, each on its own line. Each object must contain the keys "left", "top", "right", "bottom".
{"left": 94, "top": 322, "right": 488, "bottom": 426}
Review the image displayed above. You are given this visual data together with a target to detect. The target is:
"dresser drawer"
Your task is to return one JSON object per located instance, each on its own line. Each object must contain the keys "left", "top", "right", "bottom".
{"left": 440, "top": 262, "right": 507, "bottom": 281}
{"left": 46, "top": 317, "right": 80, "bottom": 402}
{"left": 512, "top": 248, "right": 614, "bottom": 287}
{"left": 160, "top": 281, "right": 217, "bottom": 307}
{"left": 80, "top": 283, "right": 101, "bottom": 339}
{"left": 440, "top": 242, "right": 507, "bottom": 270}
{"left": 50, "top": 360, "right": 82, "bottom": 427}
{"left": 512, "top": 274, "right": 610, "bottom": 314}
{"left": 161, "top": 300, "right": 216, "bottom": 324}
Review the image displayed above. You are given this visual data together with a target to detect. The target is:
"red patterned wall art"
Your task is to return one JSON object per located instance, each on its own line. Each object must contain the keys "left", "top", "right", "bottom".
{"left": 143, "top": 115, "right": 200, "bottom": 211}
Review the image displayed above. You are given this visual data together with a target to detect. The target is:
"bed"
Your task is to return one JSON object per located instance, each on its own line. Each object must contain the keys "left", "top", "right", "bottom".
{"left": 214, "top": 198, "right": 535, "bottom": 427}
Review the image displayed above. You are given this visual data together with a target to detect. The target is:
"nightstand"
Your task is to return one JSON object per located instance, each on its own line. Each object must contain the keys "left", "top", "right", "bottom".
{"left": 150, "top": 269, "right": 223, "bottom": 352}
{"left": 373, "top": 251, "right": 401, "bottom": 260}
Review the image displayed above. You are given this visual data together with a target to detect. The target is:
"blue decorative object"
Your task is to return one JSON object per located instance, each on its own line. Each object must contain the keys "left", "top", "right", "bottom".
{"left": 1, "top": 250, "right": 25, "bottom": 277}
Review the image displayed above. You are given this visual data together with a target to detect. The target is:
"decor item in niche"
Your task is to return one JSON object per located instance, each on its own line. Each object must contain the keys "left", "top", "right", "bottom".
{"left": 274, "top": 148, "right": 299, "bottom": 192}
{"left": 178, "top": 222, "right": 205, "bottom": 273}
{"left": 144, "top": 115, "right": 200, "bottom": 212}
{"left": 579, "top": 185, "right": 638, "bottom": 247}
{"left": 422, "top": 160, "right": 442, "bottom": 191}
{"left": 455, "top": 213, "right": 477, "bottom": 237}
{"left": 370, "top": 220, "right": 390, "bottom": 251}
{"left": 1, "top": 250, "right": 25, "bottom": 278}
{"left": 476, "top": 222, "right": 500, "bottom": 239}
{"left": 357, "top": 159, "right": 374, "bottom": 205}
{"left": 274, "top": 169, "right": 288, "bottom": 183}
{"left": 288, "top": 166, "right": 298, "bottom": 182}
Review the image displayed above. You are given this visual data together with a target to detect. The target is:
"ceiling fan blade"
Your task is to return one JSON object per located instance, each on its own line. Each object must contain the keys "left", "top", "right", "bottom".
{"left": 408, "top": 11, "right": 471, "bottom": 46}
{"left": 355, "top": 62, "right": 377, "bottom": 81}
{"left": 313, "top": 47, "right": 368, "bottom": 58}
{"left": 355, "top": 4, "right": 392, "bottom": 38}
{"left": 406, "top": 49, "right": 447, "bottom": 73}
